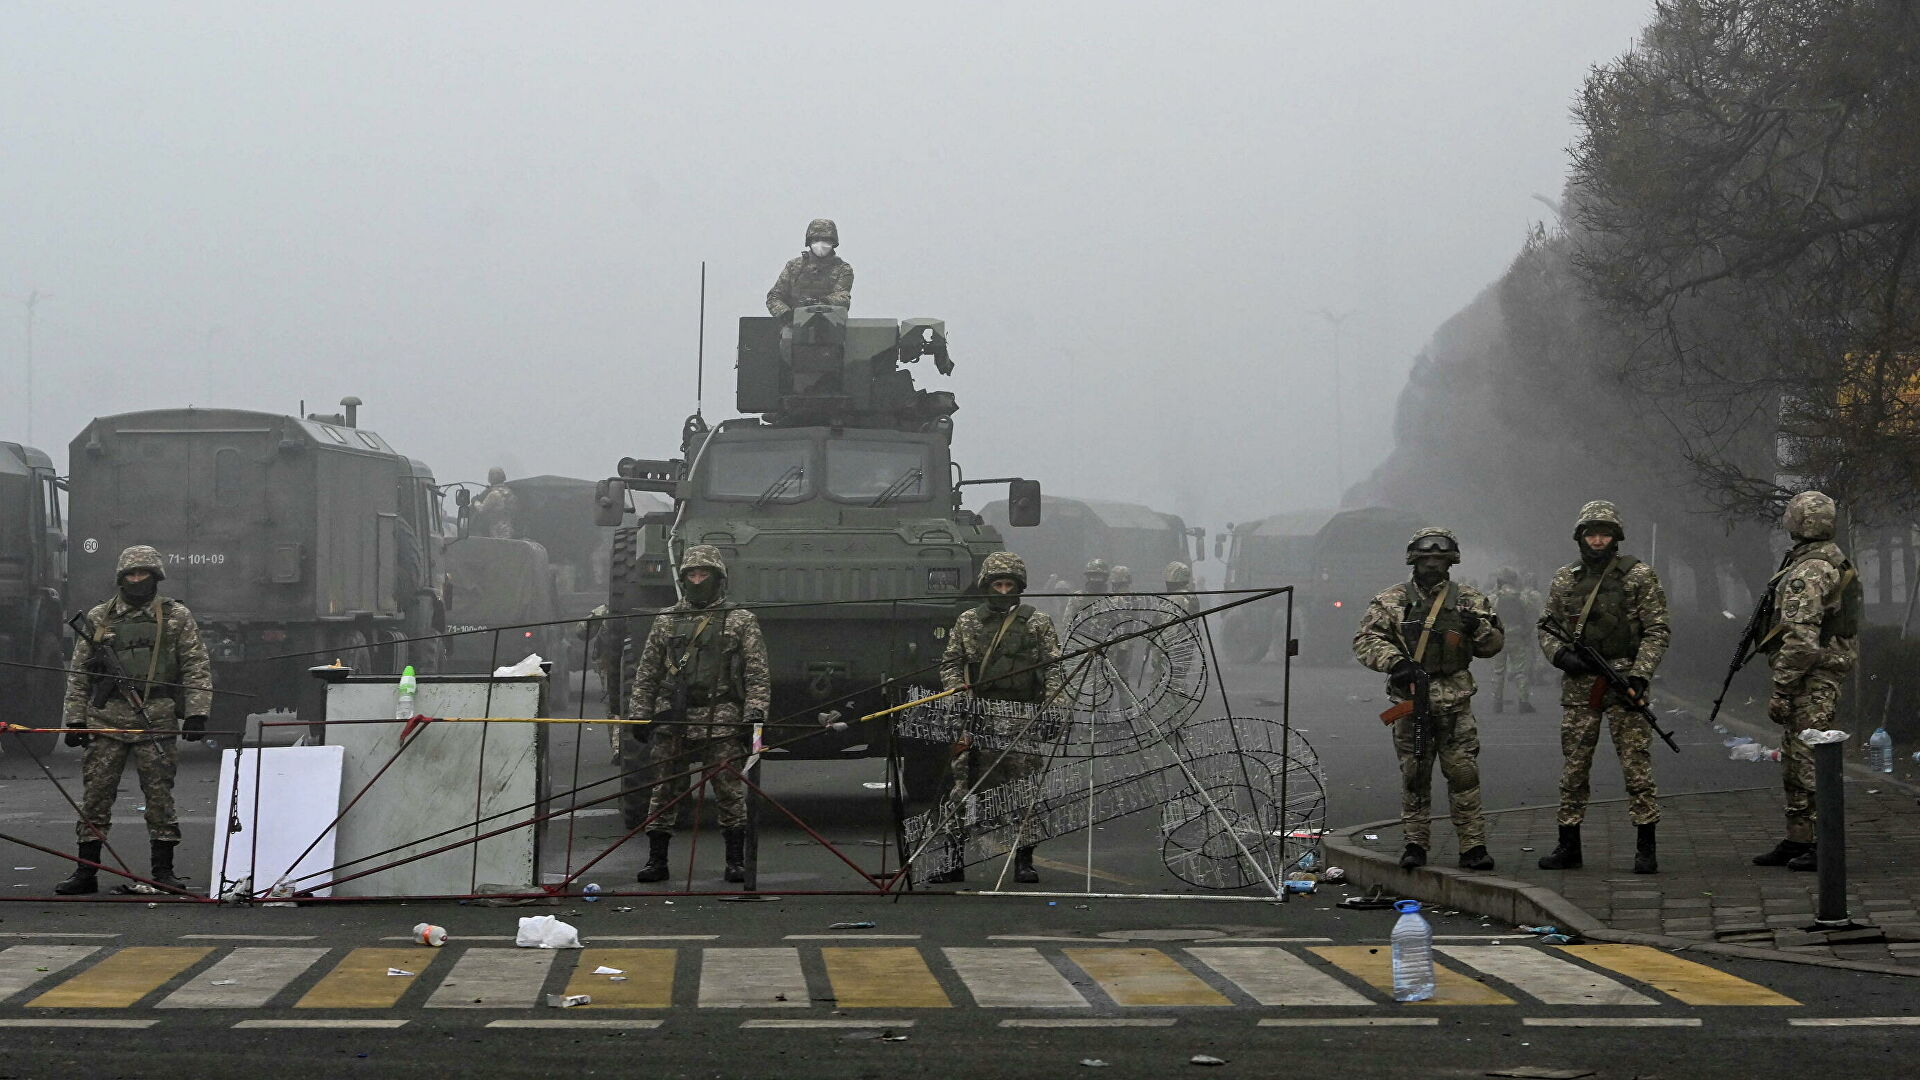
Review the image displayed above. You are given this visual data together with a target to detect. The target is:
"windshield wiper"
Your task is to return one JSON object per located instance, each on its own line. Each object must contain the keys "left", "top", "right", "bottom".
{"left": 754, "top": 465, "right": 806, "bottom": 509}
{"left": 868, "top": 467, "right": 924, "bottom": 508}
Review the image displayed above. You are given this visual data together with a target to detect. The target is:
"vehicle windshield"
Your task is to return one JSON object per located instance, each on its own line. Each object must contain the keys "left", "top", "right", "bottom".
{"left": 703, "top": 438, "right": 814, "bottom": 501}
{"left": 826, "top": 442, "right": 930, "bottom": 502}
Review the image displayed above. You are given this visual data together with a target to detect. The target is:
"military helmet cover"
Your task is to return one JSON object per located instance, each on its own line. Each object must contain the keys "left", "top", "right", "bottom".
{"left": 805, "top": 218, "right": 839, "bottom": 246}
{"left": 1084, "top": 557, "right": 1110, "bottom": 576}
{"left": 1110, "top": 565, "right": 1133, "bottom": 586}
{"left": 1573, "top": 499, "right": 1625, "bottom": 541}
{"left": 487, "top": 466, "right": 507, "bottom": 485}
{"left": 1495, "top": 565, "right": 1519, "bottom": 585}
{"left": 679, "top": 544, "right": 729, "bottom": 578}
{"left": 978, "top": 550, "right": 1028, "bottom": 589}
{"left": 1784, "top": 490, "right": 1837, "bottom": 541}
{"left": 116, "top": 544, "right": 167, "bottom": 582}
{"left": 1164, "top": 561, "right": 1192, "bottom": 584}
{"left": 1404, "top": 527, "right": 1461, "bottom": 566}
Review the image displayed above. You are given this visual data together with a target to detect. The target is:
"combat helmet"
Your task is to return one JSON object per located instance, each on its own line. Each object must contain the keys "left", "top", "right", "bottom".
{"left": 1404, "top": 527, "right": 1461, "bottom": 566}
{"left": 805, "top": 218, "right": 839, "bottom": 246}
{"left": 116, "top": 545, "right": 167, "bottom": 582}
{"left": 1495, "top": 566, "right": 1519, "bottom": 586}
{"left": 679, "top": 544, "right": 728, "bottom": 579}
{"left": 1572, "top": 500, "right": 1625, "bottom": 541}
{"left": 1110, "top": 565, "right": 1133, "bottom": 589}
{"left": 488, "top": 466, "right": 507, "bottom": 485}
{"left": 978, "top": 551, "right": 1028, "bottom": 590}
{"left": 1084, "top": 558, "right": 1110, "bottom": 579}
{"left": 1164, "top": 561, "right": 1192, "bottom": 585}
{"left": 1784, "top": 491, "right": 1837, "bottom": 542}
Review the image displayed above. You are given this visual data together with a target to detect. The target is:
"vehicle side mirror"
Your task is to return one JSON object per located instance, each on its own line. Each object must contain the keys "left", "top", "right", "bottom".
{"left": 594, "top": 478, "right": 628, "bottom": 527}
{"left": 1007, "top": 479, "right": 1042, "bottom": 527}
{"left": 1214, "top": 532, "right": 1226, "bottom": 560}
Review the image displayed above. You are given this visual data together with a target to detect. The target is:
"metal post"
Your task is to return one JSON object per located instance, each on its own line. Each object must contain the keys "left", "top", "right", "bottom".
{"left": 1812, "top": 739, "right": 1851, "bottom": 927}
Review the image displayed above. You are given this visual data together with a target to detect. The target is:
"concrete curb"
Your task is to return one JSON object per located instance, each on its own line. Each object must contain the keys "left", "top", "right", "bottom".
{"left": 1325, "top": 801, "right": 1920, "bottom": 979}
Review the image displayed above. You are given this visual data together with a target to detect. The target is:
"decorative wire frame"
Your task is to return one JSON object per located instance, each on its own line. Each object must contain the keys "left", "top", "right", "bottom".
{"left": 1060, "top": 595, "right": 1209, "bottom": 750}
{"left": 1158, "top": 717, "right": 1325, "bottom": 890}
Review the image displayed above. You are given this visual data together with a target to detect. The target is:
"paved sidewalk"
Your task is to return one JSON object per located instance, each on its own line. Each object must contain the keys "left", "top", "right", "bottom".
{"left": 1331, "top": 780, "right": 1920, "bottom": 970}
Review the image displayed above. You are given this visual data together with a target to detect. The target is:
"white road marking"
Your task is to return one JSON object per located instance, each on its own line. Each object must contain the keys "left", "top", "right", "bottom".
{"left": 425, "top": 949, "right": 558, "bottom": 1009}
{"left": 0, "top": 945, "right": 102, "bottom": 1001}
{"left": 741, "top": 1019, "right": 918, "bottom": 1029}
{"left": 988, "top": 936, "right": 1114, "bottom": 943}
{"left": 998, "top": 1018, "right": 1176, "bottom": 1028}
{"left": 943, "top": 948, "right": 1090, "bottom": 1008}
{"left": 487, "top": 1019, "right": 664, "bottom": 1030}
{"left": 232, "top": 1019, "right": 409, "bottom": 1029}
{"left": 1438, "top": 946, "right": 1656, "bottom": 1006}
{"left": 698, "top": 948, "right": 808, "bottom": 1008}
{"left": 1789, "top": 1017, "right": 1920, "bottom": 1027}
{"left": 1186, "top": 948, "right": 1372, "bottom": 1006}
{"left": 0, "top": 1019, "right": 157, "bottom": 1029}
{"left": 784, "top": 934, "right": 923, "bottom": 941}
{"left": 179, "top": 935, "right": 317, "bottom": 941}
{"left": 158, "top": 948, "right": 331, "bottom": 1009}
{"left": 1523, "top": 1017, "right": 1701, "bottom": 1027}
{"left": 1217, "top": 938, "right": 1335, "bottom": 944}
{"left": 0, "top": 933, "right": 120, "bottom": 940}
{"left": 1257, "top": 1017, "right": 1439, "bottom": 1027}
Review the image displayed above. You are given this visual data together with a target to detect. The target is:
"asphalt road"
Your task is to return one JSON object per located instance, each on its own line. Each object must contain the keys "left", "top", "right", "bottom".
{"left": 0, "top": 658, "right": 1909, "bottom": 1078}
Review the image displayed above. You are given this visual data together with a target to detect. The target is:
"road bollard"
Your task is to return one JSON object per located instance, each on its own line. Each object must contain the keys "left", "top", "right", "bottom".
{"left": 1812, "top": 739, "right": 1850, "bottom": 927}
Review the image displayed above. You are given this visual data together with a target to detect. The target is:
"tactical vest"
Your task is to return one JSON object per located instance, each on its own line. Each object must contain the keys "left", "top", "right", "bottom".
{"left": 1494, "top": 586, "right": 1528, "bottom": 632}
{"left": 1399, "top": 584, "right": 1473, "bottom": 677}
{"left": 664, "top": 610, "right": 741, "bottom": 707}
{"left": 108, "top": 601, "right": 181, "bottom": 696}
{"left": 786, "top": 257, "right": 844, "bottom": 304}
{"left": 1764, "top": 545, "right": 1864, "bottom": 648}
{"left": 970, "top": 603, "right": 1048, "bottom": 703}
{"left": 1567, "top": 558, "right": 1642, "bottom": 661}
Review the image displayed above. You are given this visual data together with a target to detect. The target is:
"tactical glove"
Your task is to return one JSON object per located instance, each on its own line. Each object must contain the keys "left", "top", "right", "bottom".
{"left": 1624, "top": 676, "right": 1649, "bottom": 705}
{"left": 182, "top": 716, "right": 207, "bottom": 742}
{"left": 1387, "top": 659, "right": 1424, "bottom": 692}
{"left": 1551, "top": 647, "right": 1596, "bottom": 675}
{"left": 1458, "top": 609, "right": 1483, "bottom": 637}
{"left": 64, "top": 724, "right": 90, "bottom": 748}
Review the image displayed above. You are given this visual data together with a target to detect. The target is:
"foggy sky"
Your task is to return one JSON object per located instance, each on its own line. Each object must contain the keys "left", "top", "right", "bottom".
{"left": 1, "top": 2, "right": 1652, "bottom": 530}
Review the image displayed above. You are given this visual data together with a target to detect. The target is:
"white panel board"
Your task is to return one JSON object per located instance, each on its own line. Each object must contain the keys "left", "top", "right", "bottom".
{"left": 209, "top": 745, "right": 346, "bottom": 899}
{"left": 325, "top": 677, "right": 544, "bottom": 898}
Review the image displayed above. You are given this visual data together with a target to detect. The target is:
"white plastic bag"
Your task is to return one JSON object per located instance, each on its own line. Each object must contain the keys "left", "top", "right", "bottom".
{"left": 515, "top": 914, "right": 583, "bottom": 949}
{"left": 494, "top": 654, "right": 546, "bottom": 678}
{"left": 1798, "top": 728, "right": 1849, "bottom": 746}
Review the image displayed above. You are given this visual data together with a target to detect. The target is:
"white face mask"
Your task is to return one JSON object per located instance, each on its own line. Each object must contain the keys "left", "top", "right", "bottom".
{"left": 809, "top": 241, "right": 834, "bottom": 258}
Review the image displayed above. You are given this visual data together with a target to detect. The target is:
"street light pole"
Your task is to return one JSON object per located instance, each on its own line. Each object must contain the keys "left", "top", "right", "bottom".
{"left": 1316, "top": 307, "right": 1357, "bottom": 503}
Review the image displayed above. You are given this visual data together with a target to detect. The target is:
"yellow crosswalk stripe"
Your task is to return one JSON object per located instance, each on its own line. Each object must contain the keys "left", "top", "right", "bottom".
{"left": 1308, "top": 946, "right": 1515, "bottom": 1006}
{"left": 1556, "top": 944, "right": 1799, "bottom": 1006}
{"left": 296, "top": 948, "right": 437, "bottom": 1009}
{"left": 1063, "top": 948, "right": 1231, "bottom": 1007}
{"left": 27, "top": 948, "right": 213, "bottom": 1009}
{"left": 562, "top": 949, "right": 676, "bottom": 1009}
{"left": 822, "top": 947, "right": 951, "bottom": 1008}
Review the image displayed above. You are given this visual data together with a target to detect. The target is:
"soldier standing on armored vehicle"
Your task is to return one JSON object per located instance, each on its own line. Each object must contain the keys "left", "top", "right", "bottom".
{"left": 1353, "top": 528, "right": 1503, "bottom": 872}
{"left": 55, "top": 546, "right": 212, "bottom": 895}
{"left": 1752, "top": 491, "right": 1861, "bottom": 873}
{"left": 1534, "top": 501, "right": 1670, "bottom": 875}
{"left": 766, "top": 218, "right": 854, "bottom": 316}
{"left": 627, "top": 546, "right": 770, "bottom": 885}
{"left": 471, "top": 467, "right": 518, "bottom": 539}
{"left": 1490, "top": 567, "right": 1540, "bottom": 714}
{"left": 928, "top": 552, "right": 1065, "bottom": 885}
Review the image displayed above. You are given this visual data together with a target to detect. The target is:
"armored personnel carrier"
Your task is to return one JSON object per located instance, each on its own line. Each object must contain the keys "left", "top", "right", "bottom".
{"left": 595, "top": 305, "right": 1039, "bottom": 792}
{"left": 0, "top": 442, "right": 67, "bottom": 756}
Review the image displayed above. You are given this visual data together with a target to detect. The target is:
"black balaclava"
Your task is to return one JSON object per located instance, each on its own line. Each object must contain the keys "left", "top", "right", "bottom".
{"left": 985, "top": 579, "right": 1021, "bottom": 613}
{"left": 683, "top": 575, "right": 722, "bottom": 608}
{"left": 119, "top": 577, "right": 158, "bottom": 606}
{"left": 1580, "top": 527, "right": 1621, "bottom": 569}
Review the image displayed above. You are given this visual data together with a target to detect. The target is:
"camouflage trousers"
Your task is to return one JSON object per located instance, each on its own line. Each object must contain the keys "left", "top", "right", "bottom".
{"left": 642, "top": 726, "right": 750, "bottom": 835}
{"left": 77, "top": 736, "right": 180, "bottom": 845}
{"left": 939, "top": 744, "right": 1046, "bottom": 849}
{"left": 1776, "top": 669, "right": 1844, "bottom": 844}
{"left": 1392, "top": 705, "right": 1485, "bottom": 848}
{"left": 1555, "top": 704, "right": 1659, "bottom": 827}
{"left": 1490, "top": 649, "right": 1531, "bottom": 709}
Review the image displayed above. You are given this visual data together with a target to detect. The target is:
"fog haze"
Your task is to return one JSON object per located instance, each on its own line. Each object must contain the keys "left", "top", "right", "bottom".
{"left": 1, "top": 2, "right": 1652, "bottom": 526}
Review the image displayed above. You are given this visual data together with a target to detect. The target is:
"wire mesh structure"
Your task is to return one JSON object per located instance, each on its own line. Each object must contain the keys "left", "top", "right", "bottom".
{"left": 1157, "top": 716, "right": 1324, "bottom": 889}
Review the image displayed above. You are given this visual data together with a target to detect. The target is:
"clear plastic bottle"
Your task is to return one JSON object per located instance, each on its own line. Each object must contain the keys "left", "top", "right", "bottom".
{"left": 1868, "top": 726, "right": 1893, "bottom": 773}
{"left": 395, "top": 665, "right": 418, "bottom": 721}
{"left": 1390, "top": 899, "right": 1435, "bottom": 1002}
{"left": 583, "top": 883, "right": 601, "bottom": 902}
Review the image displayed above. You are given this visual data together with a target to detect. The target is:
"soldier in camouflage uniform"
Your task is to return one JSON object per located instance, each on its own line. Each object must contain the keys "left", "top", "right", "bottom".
{"left": 626, "top": 545, "right": 771, "bottom": 884}
{"left": 1063, "top": 557, "right": 1111, "bottom": 626}
{"left": 55, "top": 546, "right": 213, "bottom": 894}
{"left": 927, "top": 551, "right": 1066, "bottom": 885}
{"left": 1353, "top": 528, "right": 1504, "bottom": 871}
{"left": 1535, "top": 502, "right": 1671, "bottom": 874}
{"left": 470, "top": 467, "right": 517, "bottom": 539}
{"left": 573, "top": 604, "right": 627, "bottom": 762}
{"left": 1163, "top": 562, "right": 1198, "bottom": 617}
{"left": 766, "top": 218, "right": 854, "bottom": 316}
{"left": 1489, "top": 567, "right": 1540, "bottom": 714}
{"left": 1753, "top": 491, "right": 1862, "bottom": 873}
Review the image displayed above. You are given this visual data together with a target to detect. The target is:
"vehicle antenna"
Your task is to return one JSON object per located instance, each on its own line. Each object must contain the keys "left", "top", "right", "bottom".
{"left": 695, "top": 261, "right": 706, "bottom": 418}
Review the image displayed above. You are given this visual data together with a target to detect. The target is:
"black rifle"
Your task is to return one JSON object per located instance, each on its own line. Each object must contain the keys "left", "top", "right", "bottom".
{"left": 1541, "top": 611, "right": 1680, "bottom": 753}
{"left": 66, "top": 610, "right": 159, "bottom": 744}
{"left": 1706, "top": 555, "right": 1790, "bottom": 730}
{"left": 1378, "top": 656, "right": 1434, "bottom": 756}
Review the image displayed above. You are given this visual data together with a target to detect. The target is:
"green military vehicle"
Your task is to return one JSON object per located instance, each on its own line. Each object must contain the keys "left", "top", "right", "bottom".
{"left": 595, "top": 305, "right": 1040, "bottom": 794}
{"left": 0, "top": 442, "right": 68, "bottom": 757}
{"left": 1213, "top": 509, "right": 1335, "bottom": 663}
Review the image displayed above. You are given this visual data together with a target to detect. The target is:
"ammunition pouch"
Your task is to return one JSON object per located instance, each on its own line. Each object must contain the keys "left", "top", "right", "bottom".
{"left": 1400, "top": 604, "right": 1472, "bottom": 677}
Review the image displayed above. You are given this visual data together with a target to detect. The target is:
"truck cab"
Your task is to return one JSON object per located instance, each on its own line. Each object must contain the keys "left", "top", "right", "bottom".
{"left": 0, "top": 442, "right": 67, "bottom": 756}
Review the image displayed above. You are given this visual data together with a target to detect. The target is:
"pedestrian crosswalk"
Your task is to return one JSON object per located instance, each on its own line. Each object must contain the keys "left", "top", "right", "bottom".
{"left": 0, "top": 940, "right": 1802, "bottom": 1014}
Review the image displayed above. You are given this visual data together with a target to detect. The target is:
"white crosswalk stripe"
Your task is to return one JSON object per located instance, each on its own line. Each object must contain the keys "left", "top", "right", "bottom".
{"left": 943, "top": 947, "right": 1089, "bottom": 1008}
{"left": 158, "top": 948, "right": 331, "bottom": 1009}
{"left": 698, "top": 948, "right": 808, "bottom": 1009}
{"left": 425, "top": 949, "right": 557, "bottom": 1009}
{"left": 1437, "top": 946, "right": 1656, "bottom": 1006}
{"left": 1186, "top": 947, "right": 1372, "bottom": 1006}
{"left": 0, "top": 946, "right": 101, "bottom": 1000}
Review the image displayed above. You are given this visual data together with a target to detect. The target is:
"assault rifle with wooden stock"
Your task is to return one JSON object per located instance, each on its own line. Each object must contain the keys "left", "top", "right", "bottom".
{"left": 1540, "top": 611, "right": 1679, "bottom": 753}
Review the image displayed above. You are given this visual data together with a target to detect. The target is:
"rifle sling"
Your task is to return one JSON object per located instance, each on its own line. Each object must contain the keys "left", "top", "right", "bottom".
{"left": 1410, "top": 584, "right": 1450, "bottom": 667}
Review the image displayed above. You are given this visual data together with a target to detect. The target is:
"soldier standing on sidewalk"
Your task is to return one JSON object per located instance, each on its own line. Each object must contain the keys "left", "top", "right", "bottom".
{"left": 1353, "top": 528, "right": 1504, "bottom": 872}
{"left": 1752, "top": 491, "right": 1861, "bottom": 873}
{"left": 1489, "top": 567, "right": 1540, "bottom": 714}
{"left": 1535, "top": 501, "right": 1671, "bottom": 875}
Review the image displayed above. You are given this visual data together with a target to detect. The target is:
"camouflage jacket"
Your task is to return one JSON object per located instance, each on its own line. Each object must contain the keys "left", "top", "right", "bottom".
{"left": 941, "top": 604, "right": 1067, "bottom": 705}
{"left": 471, "top": 484, "right": 517, "bottom": 538}
{"left": 1535, "top": 558, "right": 1670, "bottom": 707}
{"left": 1353, "top": 577, "right": 1502, "bottom": 711}
{"left": 766, "top": 253, "right": 854, "bottom": 316}
{"left": 1767, "top": 539, "right": 1859, "bottom": 691}
{"left": 1063, "top": 589, "right": 1106, "bottom": 627}
{"left": 626, "top": 602, "right": 771, "bottom": 731}
{"left": 63, "top": 594, "right": 213, "bottom": 741}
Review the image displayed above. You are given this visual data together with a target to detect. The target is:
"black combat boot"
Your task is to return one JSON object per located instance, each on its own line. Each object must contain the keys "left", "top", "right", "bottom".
{"left": 1787, "top": 844, "right": 1818, "bottom": 872}
{"left": 635, "top": 831, "right": 672, "bottom": 883}
{"left": 1458, "top": 845, "right": 1495, "bottom": 871}
{"left": 1633, "top": 823, "right": 1658, "bottom": 874}
{"left": 722, "top": 828, "right": 748, "bottom": 884}
{"left": 1753, "top": 839, "right": 1812, "bottom": 867}
{"left": 1398, "top": 843, "right": 1426, "bottom": 869}
{"left": 1013, "top": 846, "right": 1039, "bottom": 884}
{"left": 54, "top": 841, "right": 102, "bottom": 895}
{"left": 1537, "top": 825, "right": 1582, "bottom": 870}
{"left": 149, "top": 841, "right": 187, "bottom": 892}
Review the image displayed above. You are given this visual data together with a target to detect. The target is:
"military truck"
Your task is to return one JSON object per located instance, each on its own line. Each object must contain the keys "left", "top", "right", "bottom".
{"left": 1213, "top": 509, "right": 1335, "bottom": 663}
{"left": 595, "top": 305, "right": 1040, "bottom": 795}
{"left": 1294, "top": 506, "right": 1428, "bottom": 664}
{"left": 439, "top": 534, "right": 569, "bottom": 690}
{"left": 0, "top": 442, "right": 68, "bottom": 757}
{"left": 979, "top": 495, "right": 1203, "bottom": 600}
{"left": 67, "top": 400, "right": 449, "bottom": 741}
